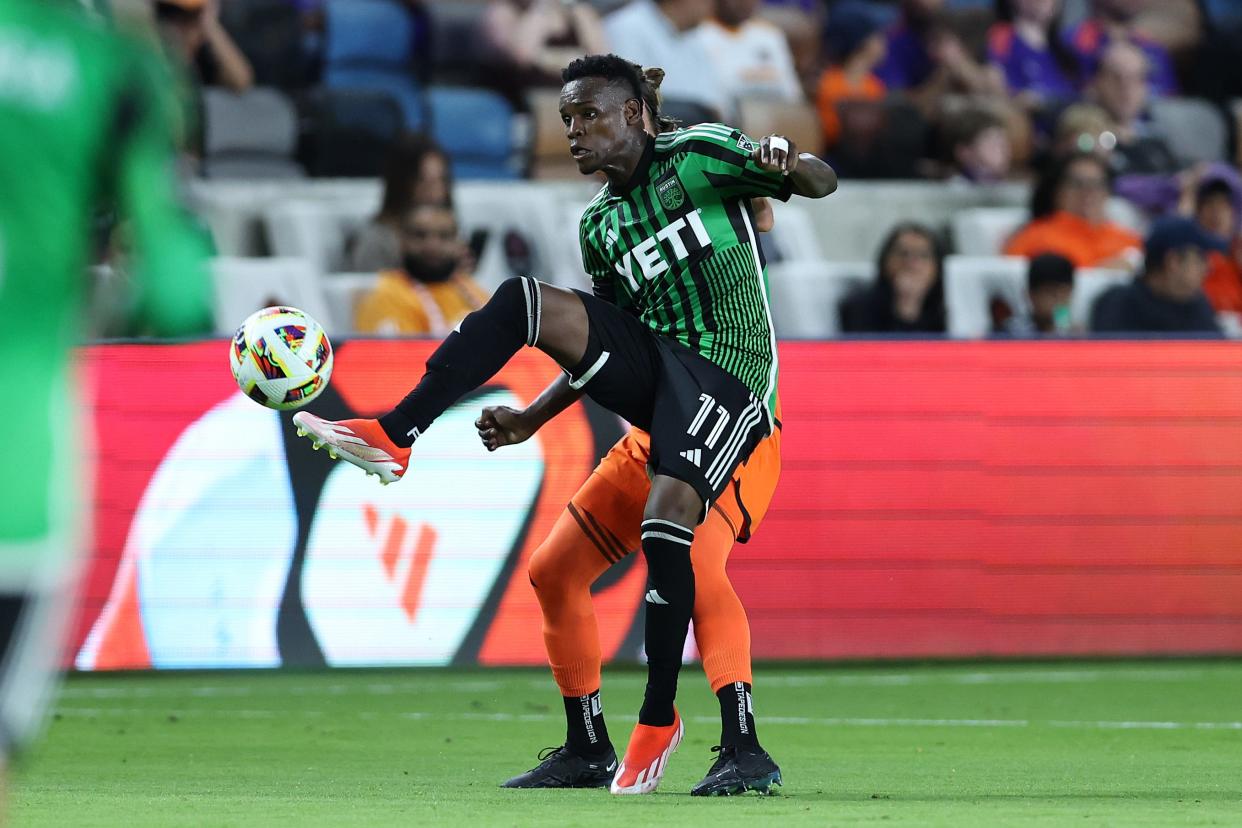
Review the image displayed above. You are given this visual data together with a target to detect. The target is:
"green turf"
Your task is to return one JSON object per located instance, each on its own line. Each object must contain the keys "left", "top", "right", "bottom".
{"left": 11, "top": 661, "right": 1242, "bottom": 826}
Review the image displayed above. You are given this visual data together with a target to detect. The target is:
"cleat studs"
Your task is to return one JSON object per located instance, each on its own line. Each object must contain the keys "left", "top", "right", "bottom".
{"left": 328, "top": 449, "right": 338, "bottom": 460}
{"left": 296, "top": 427, "right": 306, "bottom": 437}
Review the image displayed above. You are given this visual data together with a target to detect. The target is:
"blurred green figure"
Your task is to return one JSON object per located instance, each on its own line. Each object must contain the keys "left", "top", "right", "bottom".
{"left": 0, "top": 0, "right": 212, "bottom": 807}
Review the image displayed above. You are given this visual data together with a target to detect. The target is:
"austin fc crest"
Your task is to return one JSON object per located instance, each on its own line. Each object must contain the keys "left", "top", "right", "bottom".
{"left": 657, "top": 177, "right": 685, "bottom": 211}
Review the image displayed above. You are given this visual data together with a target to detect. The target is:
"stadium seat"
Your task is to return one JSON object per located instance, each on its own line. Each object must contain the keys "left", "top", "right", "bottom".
{"left": 323, "top": 0, "right": 428, "bottom": 129}
{"left": 428, "top": 87, "right": 522, "bottom": 180}
{"left": 263, "top": 199, "right": 374, "bottom": 276}
{"left": 321, "top": 273, "right": 381, "bottom": 334}
{"left": 426, "top": 0, "right": 487, "bottom": 86}
{"left": 1149, "top": 97, "right": 1229, "bottom": 166}
{"left": 943, "top": 255, "right": 1029, "bottom": 338}
{"left": 210, "top": 257, "right": 332, "bottom": 334}
{"left": 454, "top": 182, "right": 586, "bottom": 291}
{"left": 737, "top": 98, "right": 823, "bottom": 157}
{"left": 1073, "top": 267, "right": 1133, "bottom": 331}
{"left": 951, "top": 207, "right": 1028, "bottom": 257}
{"left": 764, "top": 200, "right": 825, "bottom": 263}
{"left": 767, "top": 260, "right": 874, "bottom": 338}
{"left": 298, "top": 88, "right": 404, "bottom": 178}
{"left": 202, "top": 88, "right": 305, "bottom": 180}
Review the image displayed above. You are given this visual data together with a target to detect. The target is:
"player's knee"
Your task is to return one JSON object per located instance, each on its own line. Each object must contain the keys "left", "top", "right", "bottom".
{"left": 643, "top": 476, "right": 704, "bottom": 529}
{"left": 528, "top": 543, "right": 572, "bottom": 597}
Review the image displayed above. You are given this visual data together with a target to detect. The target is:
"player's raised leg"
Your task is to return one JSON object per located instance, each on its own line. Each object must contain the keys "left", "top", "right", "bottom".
{"left": 293, "top": 276, "right": 590, "bottom": 482}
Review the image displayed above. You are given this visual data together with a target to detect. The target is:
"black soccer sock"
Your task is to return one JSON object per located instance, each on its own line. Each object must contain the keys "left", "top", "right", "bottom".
{"left": 717, "top": 681, "right": 760, "bottom": 749}
{"left": 377, "top": 276, "right": 542, "bottom": 447}
{"left": 637, "top": 519, "right": 696, "bottom": 727}
{"left": 563, "top": 689, "right": 611, "bottom": 758}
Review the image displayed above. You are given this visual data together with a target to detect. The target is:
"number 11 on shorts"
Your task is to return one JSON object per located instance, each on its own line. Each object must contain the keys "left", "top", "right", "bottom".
{"left": 686, "top": 393, "right": 731, "bottom": 449}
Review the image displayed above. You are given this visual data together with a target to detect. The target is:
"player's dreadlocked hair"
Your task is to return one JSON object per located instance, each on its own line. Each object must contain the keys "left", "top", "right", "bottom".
{"left": 561, "top": 54, "right": 680, "bottom": 134}
{"left": 634, "top": 65, "right": 680, "bottom": 134}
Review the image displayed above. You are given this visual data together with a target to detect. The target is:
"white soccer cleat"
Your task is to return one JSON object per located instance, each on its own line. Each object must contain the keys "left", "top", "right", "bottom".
{"left": 291, "top": 412, "right": 410, "bottom": 485}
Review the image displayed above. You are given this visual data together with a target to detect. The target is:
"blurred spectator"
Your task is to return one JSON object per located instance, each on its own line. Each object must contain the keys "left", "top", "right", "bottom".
{"left": 1005, "top": 151, "right": 1141, "bottom": 268}
{"left": 988, "top": 0, "right": 1078, "bottom": 109}
{"left": 156, "top": 0, "right": 254, "bottom": 92}
{"left": 604, "top": 0, "right": 727, "bottom": 120}
{"left": 1000, "top": 253, "right": 1076, "bottom": 334}
{"left": 155, "top": 0, "right": 255, "bottom": 154}
{"left": 756, "top": 0, "right": 824, "bottom": 95}
{"left": 874, "top": 0, "right": 1003, "bottom": 118}
{"left": 815, "top": 2, "right": 887, "bottom": 149}
{"left": 1065, "top": 0, "right": 1177, "bottom": 95}
{"left": 354, "top": 203, "right": 488, "bottom": 335}
{"left": 840, "top": 222, "right": 947, "bottom": 334}
{"left": 1051, "top": 101, "right": 1116, "bottom": 156}
{"left": 347, "top": 134, "right": 452, "bottom": 273}
{"left": 944, "top": 107, "right": 1013, "bottom": 183}
{"left": 1091, "top": 216, "right": 1223, "bottom": 334}
{"left": 1088, "top": 41, "right": 1178, "bottom": 176}
{"left": 481, "top": 0, "right": 608, "bottom": 97}
{"left": 697, "top": 0, "right": 803, "bottom": 118}
{"left": 1193, "top": 166, "right": 1242, "bottom": 318}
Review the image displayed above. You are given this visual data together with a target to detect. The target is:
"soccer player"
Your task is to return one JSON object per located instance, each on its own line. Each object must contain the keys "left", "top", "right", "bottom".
{"left": 0, "top": 0, "right": 212, "bottom": 806}
{"left": 485, "top": 66, "right": 791, "bottom": 797}
{"left": 292, "top": 53, "right": 837, "bottom": 794}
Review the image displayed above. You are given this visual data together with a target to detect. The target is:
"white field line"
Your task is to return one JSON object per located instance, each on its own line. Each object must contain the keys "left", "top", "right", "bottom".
{"left": 56, "top": 666, "right": 1215, "bottom": 701}
{"left": 51, "top": 707, "right": 1242, "bottom": 731}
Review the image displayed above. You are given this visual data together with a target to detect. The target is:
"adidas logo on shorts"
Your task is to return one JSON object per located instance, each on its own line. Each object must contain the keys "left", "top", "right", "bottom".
{"left": 679, "top": 448, "right": 702, "bottom": 467}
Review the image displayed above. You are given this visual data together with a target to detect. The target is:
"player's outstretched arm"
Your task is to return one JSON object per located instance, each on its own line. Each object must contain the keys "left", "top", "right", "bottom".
{"left": 752, "top": 135, "right": 838, "bottom": 200}
{"left": 476, "top": 374, "right": 585, "bottom": 451}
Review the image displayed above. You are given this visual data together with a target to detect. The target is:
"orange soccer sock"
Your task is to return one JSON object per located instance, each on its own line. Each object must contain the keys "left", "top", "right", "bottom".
{"left": 528, "top": 508, "right": 612, "bottom": 699}
{"left": 691, "top": 509, "right": 754, "bottom": 694}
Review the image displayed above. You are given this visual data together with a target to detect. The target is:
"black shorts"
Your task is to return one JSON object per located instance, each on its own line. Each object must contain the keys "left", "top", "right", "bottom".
{"left": 566, "top": 290, "right": 771, "bottom": 513}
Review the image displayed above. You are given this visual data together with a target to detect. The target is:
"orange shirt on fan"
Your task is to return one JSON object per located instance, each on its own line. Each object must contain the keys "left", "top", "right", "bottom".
{"left": 1003, "top": 211, "right": 1142, "bottom": 269}
{"left": 354, "top": 271, "right": 489, "bottom": 336}
{"left": 816, "top": 67, "right": 885, "bottom": 148}
{"left": 1204, "top": 248, "right": 1242, "bottom": 315}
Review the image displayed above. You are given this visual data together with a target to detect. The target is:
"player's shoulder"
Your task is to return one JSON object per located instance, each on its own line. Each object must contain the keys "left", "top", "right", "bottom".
{"left": 578, "top": 185, "right": 612, "bottom": 233}
{"left": 655, "top": 123, "right": 753, "bottom": 155}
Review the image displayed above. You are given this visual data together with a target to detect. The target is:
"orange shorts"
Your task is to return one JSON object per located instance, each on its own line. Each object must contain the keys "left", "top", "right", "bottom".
{"left": 567, "top": 408, "right": 782, "bottom": 558}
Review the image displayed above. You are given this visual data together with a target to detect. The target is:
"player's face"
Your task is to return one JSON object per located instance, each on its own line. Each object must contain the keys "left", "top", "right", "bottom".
{"left": 560, "top": 79, "right": 643, "bottom": 175}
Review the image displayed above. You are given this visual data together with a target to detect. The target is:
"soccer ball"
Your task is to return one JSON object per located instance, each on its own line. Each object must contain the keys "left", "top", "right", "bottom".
{"left": 229, "top": 306, "right": 334, "bottom": 410}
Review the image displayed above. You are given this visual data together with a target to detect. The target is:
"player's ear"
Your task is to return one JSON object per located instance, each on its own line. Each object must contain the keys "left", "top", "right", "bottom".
{"left": 624, "top": 97, "right": 643, "bottom": 127}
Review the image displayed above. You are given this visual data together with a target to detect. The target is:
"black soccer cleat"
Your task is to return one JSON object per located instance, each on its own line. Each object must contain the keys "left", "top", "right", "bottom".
{"left": 690, "top": 744, "right": 783, "bottom": 796}
{"left": 500, "top": 744, "right": 619, "bottom": 789}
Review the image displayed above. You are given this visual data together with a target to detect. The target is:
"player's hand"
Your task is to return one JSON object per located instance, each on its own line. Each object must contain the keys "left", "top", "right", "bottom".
{"left": 750, "top": 197, "right": 774, "bottom": 232}
{"left": 753, "top": 135, "right": 799, "bottom": 176}
{"left": 476, "top": 405, "right": 536, "bottom": 451}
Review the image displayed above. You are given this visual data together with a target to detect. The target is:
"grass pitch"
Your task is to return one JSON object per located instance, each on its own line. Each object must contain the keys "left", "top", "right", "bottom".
{"left": 11, "top": 661, "right": 1242, "bottom": 826}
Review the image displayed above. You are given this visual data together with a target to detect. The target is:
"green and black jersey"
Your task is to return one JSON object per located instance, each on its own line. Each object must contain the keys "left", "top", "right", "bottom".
{"left": 578, "top": 123, "right": 792, "bottom": 423}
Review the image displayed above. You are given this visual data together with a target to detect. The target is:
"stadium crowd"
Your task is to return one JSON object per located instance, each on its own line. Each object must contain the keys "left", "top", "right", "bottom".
{"left": 98, "top": 0, "right": 1242, "bottom": 338}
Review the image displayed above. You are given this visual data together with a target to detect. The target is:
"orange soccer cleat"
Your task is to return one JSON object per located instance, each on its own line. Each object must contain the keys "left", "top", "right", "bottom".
{"left": 292, "top": 412, "right": 410, "bottom": 484}
{"left": 609, "top": 709, "right": 684, "bottom": 795}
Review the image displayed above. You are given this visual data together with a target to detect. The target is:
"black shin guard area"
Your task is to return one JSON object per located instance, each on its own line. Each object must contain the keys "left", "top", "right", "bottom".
{"left": 638, "top": 519, "right": 695, "bottom": 727}
{"left": 381, "top": 277, "right": 540, "bottom": 447}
